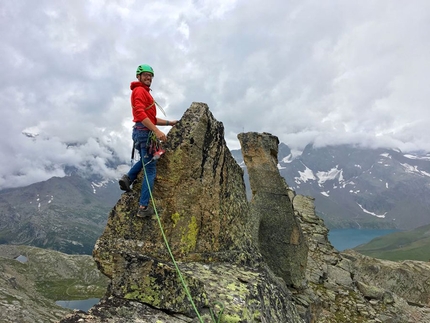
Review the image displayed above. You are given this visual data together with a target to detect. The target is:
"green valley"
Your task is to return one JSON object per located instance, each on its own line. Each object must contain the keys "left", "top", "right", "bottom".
{"left": 354, "top": 223, "right": 430, "bottom": 261}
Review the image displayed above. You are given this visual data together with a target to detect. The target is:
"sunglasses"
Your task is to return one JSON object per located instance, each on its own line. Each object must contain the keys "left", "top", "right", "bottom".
{"left": 140, "top": 73, "right": 153, "bottom": 78}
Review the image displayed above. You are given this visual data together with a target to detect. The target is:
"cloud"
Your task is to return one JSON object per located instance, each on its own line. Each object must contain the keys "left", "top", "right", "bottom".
{"left": 1, "top": 0, "right": 430, "bottom": 189}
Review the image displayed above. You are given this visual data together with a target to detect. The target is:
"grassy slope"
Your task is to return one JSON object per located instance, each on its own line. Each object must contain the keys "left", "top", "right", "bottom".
{"left": 0, "top": 244, "right": 109, "bottom": 300}
{"left": 354, "top": 223, "right": 430, "bottom": 261}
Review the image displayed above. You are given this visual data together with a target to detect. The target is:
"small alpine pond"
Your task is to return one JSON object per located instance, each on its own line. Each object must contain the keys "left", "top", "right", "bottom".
{"left": 56, "top": 298, "right": 99, "bottom": 312}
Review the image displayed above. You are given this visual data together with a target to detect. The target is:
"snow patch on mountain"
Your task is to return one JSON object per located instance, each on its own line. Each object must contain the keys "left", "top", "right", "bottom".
{"left": 91, "top": 180, "right": 110, "bottom": 194}
{"left": 28, "top": 194, "right": 55, "bottom": 210}
{"left": 316, "top": 166, "right": 344, "bottom": 186}
{"left": 400, "top": 163, "right": 430, "bottom": 178}
{"left": 357, "top": 203, "right": 387, "bottom": 218}
{"left": 278, "top": 154, "right": 293, "bottom": 169}
{"left": 281, "top": 154, "right": 293, "bottom": 164}
{"left": 295, "top": 164, "right": 316, "bottom": 184}
{"left": 404, "top": 154, "right": 430, "bottom": 161}
{"left": 294, "top": 164, "right": 349, "bottom": 188}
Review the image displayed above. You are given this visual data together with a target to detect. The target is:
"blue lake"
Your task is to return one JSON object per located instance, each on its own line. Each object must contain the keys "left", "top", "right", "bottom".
{"left": 328, "top": 228, "right": 399, "bottom": 251}
{"left": 56, "top": 298, "right": 99, "bottom": 312}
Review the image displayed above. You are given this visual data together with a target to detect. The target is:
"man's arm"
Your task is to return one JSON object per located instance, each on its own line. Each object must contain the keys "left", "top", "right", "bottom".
{"left": 141, "top": 118, "right": 167, "bottom": 142}
{"left": 156, "top": 118, "right": 178, "bottom": 126}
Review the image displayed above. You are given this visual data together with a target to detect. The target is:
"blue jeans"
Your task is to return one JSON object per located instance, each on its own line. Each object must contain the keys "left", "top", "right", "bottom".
{"left": 127, "top": 128, "right": 157, "bottom": 207}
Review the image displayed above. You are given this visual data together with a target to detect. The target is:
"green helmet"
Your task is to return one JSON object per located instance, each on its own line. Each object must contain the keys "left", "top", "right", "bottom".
{"left": 136, "top": 64, "right": 154, "bottom": 76}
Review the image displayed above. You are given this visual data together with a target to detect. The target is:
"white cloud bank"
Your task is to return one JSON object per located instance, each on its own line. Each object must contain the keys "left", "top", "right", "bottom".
{"left": 1, "top": 0, "right": 430, "bottom": 189}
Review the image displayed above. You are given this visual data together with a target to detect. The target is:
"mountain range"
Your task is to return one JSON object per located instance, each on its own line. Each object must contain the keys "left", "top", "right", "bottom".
{"left": 0, "top": 175, "right": 121, "bottom": 254}
{"left": 233, "top": 143, "right": 430, "bottom": 230}
{"left": 1, "top": 142, "right": 430, "bottom": 255}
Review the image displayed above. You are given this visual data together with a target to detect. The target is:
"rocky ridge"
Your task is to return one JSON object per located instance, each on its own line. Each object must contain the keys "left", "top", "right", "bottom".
{"left": 59, "top": 103, "right": 430, "bottom": 323}
{"left": 292, "top": 195, "right": 430, "bottom": 322}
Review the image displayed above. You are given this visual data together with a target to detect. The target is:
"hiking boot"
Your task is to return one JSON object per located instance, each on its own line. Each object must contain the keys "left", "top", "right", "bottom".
{"left": 119, "top": 174, "right": 132, "bottom": 192}
{"left": 137, "top": 206, "right": 153, "bottom": 218}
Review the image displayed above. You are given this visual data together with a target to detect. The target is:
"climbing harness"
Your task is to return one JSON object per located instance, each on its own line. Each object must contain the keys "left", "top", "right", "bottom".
{"left": 131, "top": 129, "right": 165, "bottom": 166}
{"left": 142, "top": 161, "right": 224, "bottom": 323}
{"left": 130, "top": 99, "right": 167, "bottom": 164}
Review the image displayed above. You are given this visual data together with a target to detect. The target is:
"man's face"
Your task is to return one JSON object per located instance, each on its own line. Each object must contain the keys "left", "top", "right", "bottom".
{"left": 138, "top": 72, "right": 153, "bottom": 86}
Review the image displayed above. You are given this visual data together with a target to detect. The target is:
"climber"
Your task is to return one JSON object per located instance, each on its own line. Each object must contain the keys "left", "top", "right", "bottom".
{"left": 119, "top": 64, "right": 178, "bottom": 218}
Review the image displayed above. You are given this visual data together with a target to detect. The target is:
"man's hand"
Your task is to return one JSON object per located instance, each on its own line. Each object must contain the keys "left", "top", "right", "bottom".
{"left": 154, "top": 128, "right": 167, "bottom": 142}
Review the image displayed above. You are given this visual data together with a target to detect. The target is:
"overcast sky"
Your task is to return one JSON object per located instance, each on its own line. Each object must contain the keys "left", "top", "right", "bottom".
{"left": 1, "top": 0, "right": 429, "bottom": 189}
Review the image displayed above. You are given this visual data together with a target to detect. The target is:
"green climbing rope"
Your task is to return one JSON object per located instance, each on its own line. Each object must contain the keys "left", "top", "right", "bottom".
{"left": 143, "top": 162, "right": 223, "bottom": 323}
{"left": 210, "top": 301, "right": 225, "bottom": 323}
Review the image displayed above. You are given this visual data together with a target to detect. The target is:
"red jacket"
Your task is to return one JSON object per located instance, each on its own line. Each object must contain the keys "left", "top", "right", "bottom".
{"left": 130, "top": 81, "right": 156, "bottom": 124}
